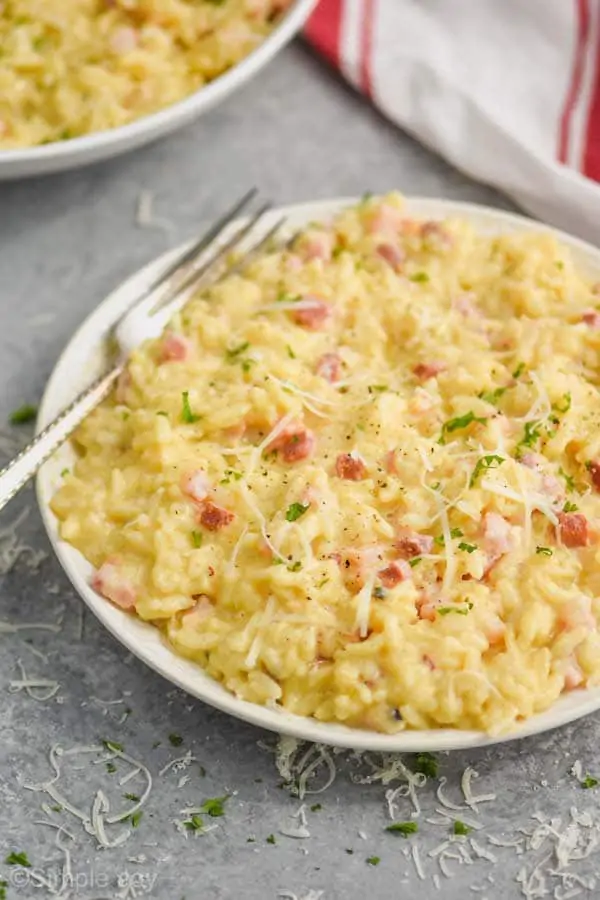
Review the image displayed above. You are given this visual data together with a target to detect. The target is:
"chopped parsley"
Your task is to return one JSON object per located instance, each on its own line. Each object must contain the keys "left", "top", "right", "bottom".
{"left": 555, "top": 260, "right": 565, "bottom": 270}
{"left": 5, "top": 851, "right": 31, "bottom": 867}
{"left": 124, "top": 793, "right": 140, "bottom": 802}
{"left": 241, "top": 359, "right": 254, "bottom": 373}
{"left": 106, "top": 762, "right": 117, "bottom": 774}
{"left": 536, "top": 546, "right": 553, "bottom": 556}
{"left": 285, "top": 502, "right": 310, "bottom": 522}
{"left": 559, "top": 467, "right": 575, "bottom": 492}
{"left": 310, "top": 803, "right": 322, "bottom": 812}
{"left": 414, "top": 752, "right": 438, "bottom": 778}
{"left": 434, "top": 527, "right": 463, "bottom": 546}
{"left": 386, "top": 821, "right": 418, "bottom": 837}
{"left": 9, "top": 404, "right": 37, "bottom": 425}
{"left": 156, "top": 410, "right": 168, "bottom": 417}
{"left": 582, "top": 774, "right": 598, "bottom": 789}
{"left": 226, "top": 341, "right": 250, "bottom": 359}
{"left": 453, "top": 820, "right": 473, "bottom": 835}
{"left": 288, "top": 560, "right": 302, "bottom": 572}
{"left": 191, "top": 530, "right": 203, "bottom": 548}
{"left": 512, "top": 362, "right": 526, "bottom": 379}
{"left": 518, "top": 420, "right": 542, "bottom": 450}
{"left": 458, "top": 541, "right": 477, "bottom": 553}
{"left": 553, "top": 393, "right": 572, "bottom": 414}
{"left": 477, "top": 387, "right": 506, "bottom": 406}
{"left": 366, "top": 856, "right": 381, "bottom": 866}
{"left": 130, "top": 811, "right": 143, "bottom": 828}
{"left": 373, "top": 586, "right": 387, "bottom": 599}
{"left": 345, "top": 848, "right": 354, "bottom": 855}
{"left": 286, "top": 344, "right": 296, "bottom": 359}
{"left": 276, "top": 292, "right": 300, "bottom": 303}
{"left": 469, "top": 454, "right": 505, "bottom": 487}
{"left": 181, "top": 391, "right": 201, "bottom": 424}
{"left": 102, "top": 739, "right": 123, "bottom": 753}
{"left": 169, "top": 733, "right": 183, "bottom": 747}
{"left": 60, "top": 468, "right": 69, "bottom": 477}
{"left": 0, "top": 879, "right": 6, "bottom": 900}
{"left": 368, "top": 384, "right": 388, "bottom": 393}
{"left": 440, "top": 411, "right": 487, "bottom": 443}
{"left": 563, "top": 500, "right": 579, "bottom": 513}
{"left": 410, "top": 272, "right": 430, "bottom": 283}
{"left": 438, "top": 602, "right": 473, "bottom": 616}
{"left": 220, "top": 468, "right": 243, "bottom": 485}
{"left": 408, "top": 557, "right": 422, "bottom": 568}
{"left": 200, "top": 795, "right": 229, "bottom": 817}
{"left": 184, "top": 815, "right": 204, "bottom": 832}
{"left": 266, "top": 834, "right": 276, "bottom": 844}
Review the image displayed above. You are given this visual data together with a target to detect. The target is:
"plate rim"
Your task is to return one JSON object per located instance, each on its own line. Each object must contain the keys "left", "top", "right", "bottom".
{"left": 36, "top": 194, "right": 600, "bottom": 752}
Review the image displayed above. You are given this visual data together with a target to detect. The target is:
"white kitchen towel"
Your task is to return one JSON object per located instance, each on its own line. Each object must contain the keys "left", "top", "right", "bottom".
{"left": 305, "top": 0, "right": 600, "bottom": 245}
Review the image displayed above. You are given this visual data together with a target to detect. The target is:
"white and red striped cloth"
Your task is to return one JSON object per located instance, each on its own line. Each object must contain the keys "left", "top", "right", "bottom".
{"left": 305, "top": 0, "right": 600, "bottom": 245}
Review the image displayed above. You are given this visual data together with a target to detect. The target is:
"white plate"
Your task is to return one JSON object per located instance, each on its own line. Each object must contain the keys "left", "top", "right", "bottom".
{"left": 36, "top": 196, "right": 600, "bottom": 751}
{"left": 0, "top": 0, "right": 317, "bottom": 181}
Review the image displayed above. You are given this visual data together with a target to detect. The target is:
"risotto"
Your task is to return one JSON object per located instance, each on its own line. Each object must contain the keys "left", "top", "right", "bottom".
{"left": 0, "top": 0, "right": 291, "bottom": 149}
{"left": 51, "top": 194, "right": 600, "bottom": 735}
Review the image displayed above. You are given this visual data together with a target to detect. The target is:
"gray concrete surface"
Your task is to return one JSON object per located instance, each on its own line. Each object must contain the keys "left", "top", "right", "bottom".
{"left": 0, "top": 42, "right": 597, "bottom": 900}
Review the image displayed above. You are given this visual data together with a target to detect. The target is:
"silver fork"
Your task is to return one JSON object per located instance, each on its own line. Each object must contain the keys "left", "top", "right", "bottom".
{"left": 0, "top": 189, "right": 285, "bottom": 513}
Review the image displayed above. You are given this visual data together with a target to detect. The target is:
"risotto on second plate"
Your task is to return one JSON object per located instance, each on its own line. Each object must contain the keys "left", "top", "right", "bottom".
{"left": 51, "top": 193, "right": 600, "bottom": 735}
{"left": 0, "top": 0, "right": 291, "bottom": 149}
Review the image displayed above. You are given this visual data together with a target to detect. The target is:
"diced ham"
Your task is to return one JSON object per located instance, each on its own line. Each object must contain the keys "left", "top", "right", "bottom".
{"left": 413, "top": 361, "right": 446, "bottom": 381}
{"left": 453, "top": 292, "right": 481, "bottom": 318}
{"left": 378, "top": 560, "right": 412, "bottom": 588}
{"left": 367, "top": 203, "right": 405, "bottom": 235}
{"left": 539, "top": 474, "right": 565, "bottom": 508}
{"left": 335, "top": 453, "right": 368, "bottom": 481}
{"left": 224, "top": 420, "right": 247, "bottom": 441}
{"left": 394, "top": 528, "right": 434, "bottom": 559}
{"left": 519, "top": 452, "right": 546, "bottom": 470}
{"left": 581, "top": 309, "right": 600, "bottom": 329}
{"left": 557, "top": 512, "right": 589, "bottom": 548}
{"left": 384, "top": 449, "right": 398, "bottom": 475}
{"left": 315, "top": 352, "right": 342, "bottom": 383}
{"left": 159, "top": 333, "right": 191, "bottom": 363}
{"left": 110, "top": 26, "right": 138, "bottom": 54}
{"left": 286, "top": 254, "right": 303, "bottom": 272}
{"left": 587, "top": 460, "right": 600, "bottom": 491}
{"left": 92, "top": 561, "right": 136, "bottom": 610}
{"left": 292, "top": 296, "right": 333, "bottom": 330}
{"left": 265, "top": 421, "right": 316, "bottom": 463}
{"left": 181, "top": 469, "right": 211, "bottom": 504}
{"left": 198, "top": 502, "right": 234, "bottom": 531}
{"left": 297, "top": 230, "right": 334, "bottom": 262}
{"left": 560, "top": 595, "right": 596, "bottom": 632}
{"left": 338, "top": 545, "right": 385, "bottom": 590}
{"left": 376, "top": 242, "right": 405, "bottom": 270}
{"left": 482, "top": 512, "right": 515, "bottom": 559}
{"left": 416, "top": 596, "right": 438, "bottom": 621}
{"left": 563, "top": 658, "right": 584, "bottom": 691}
{"left": 420, "top": 221, "right": 453, "bottom": 250}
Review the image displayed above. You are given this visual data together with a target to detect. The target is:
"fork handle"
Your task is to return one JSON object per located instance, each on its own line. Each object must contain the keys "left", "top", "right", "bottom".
{"left": 0, "top": 364, "right": 122, "bottom": 514}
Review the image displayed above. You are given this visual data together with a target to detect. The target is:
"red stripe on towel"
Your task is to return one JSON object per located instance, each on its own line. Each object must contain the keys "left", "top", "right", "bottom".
{"left": 558, "top": 0, "right": 590, "bottom": 164}
{"left": 305, "top": 0, "right": 344, "bottom": 68}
